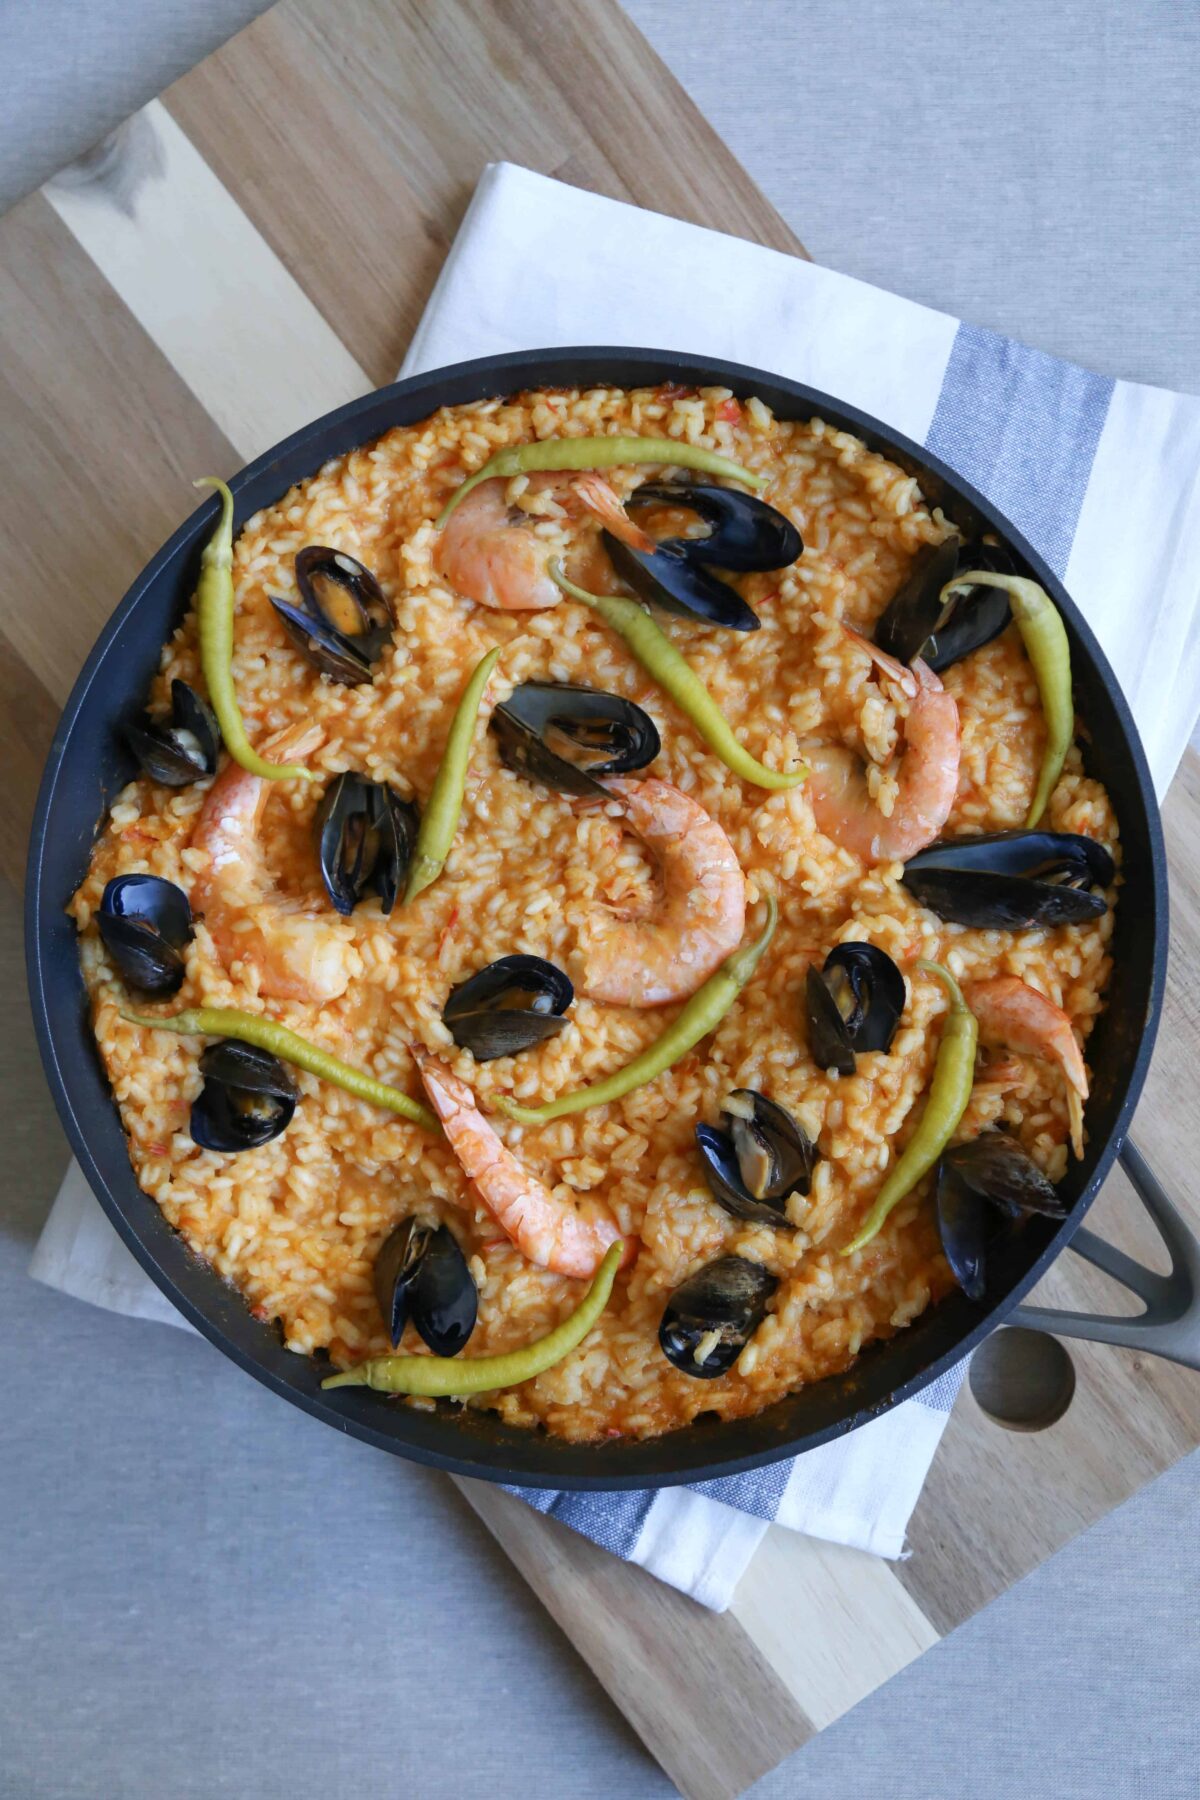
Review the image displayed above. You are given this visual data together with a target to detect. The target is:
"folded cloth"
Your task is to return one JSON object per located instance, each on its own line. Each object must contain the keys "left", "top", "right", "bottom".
{"left": 31, "top": 162, "right": 1200, "bottom": 1613}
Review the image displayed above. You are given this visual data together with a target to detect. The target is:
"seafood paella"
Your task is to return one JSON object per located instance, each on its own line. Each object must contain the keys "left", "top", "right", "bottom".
{"left": 72, "top": 383, "right": 1118, "bottom": 1442}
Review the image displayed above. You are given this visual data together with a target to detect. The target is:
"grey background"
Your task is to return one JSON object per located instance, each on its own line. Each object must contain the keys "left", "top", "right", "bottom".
{"left": 3, "top": 2, "right": 1200, "bottom": 1796}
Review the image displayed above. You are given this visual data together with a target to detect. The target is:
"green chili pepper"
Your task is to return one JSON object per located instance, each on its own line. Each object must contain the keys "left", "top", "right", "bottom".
{"left": 119, "top": 1005, "right": 439, "bottom": 1132}
{"left": 193, "top": 478, "right": 313, "bottom": 783}
{"left": 495, "top": 896, "right": 778, "bottom": 1127}
{"left": 548, "top": 564, "right": 805, "bottom": 792}
{"left": 405, "top": 645, "right": 503, "bottom": 903}
{"left": 436, "top": 435, "right": 765, "bottom": 529}
{"left": 842, "top": 961, "right": 977, "bottom": 1256}
{"left": 321, "top": 1238, "right": 623, "bottom": 1395}
{"left": 940, "top": 570, "right": 1073, "bottom": 827}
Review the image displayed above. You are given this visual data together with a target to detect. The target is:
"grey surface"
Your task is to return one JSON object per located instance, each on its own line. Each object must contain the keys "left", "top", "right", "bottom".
{"left": 5, "top": 2, "right": 1200, "bottom": 1796}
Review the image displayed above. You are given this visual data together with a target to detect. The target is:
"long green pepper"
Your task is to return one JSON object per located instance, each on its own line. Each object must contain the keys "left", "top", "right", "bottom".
{"left": 436, "top": 435, "right": 765, "bottom": 529}
{"left": 405, "top": 645, "right": 503, "bottom": 903}
{"left": 120, "top": 1005, "right": 439, "bottom": 1132}
{"left": 495, "top": 896, "right": 778, "bottom": 1126}
{"left": 941, "top": 570, "right": 1073, "bottom": 827}
{"left": 193, "top": 478, "right": 313, "bottom": 783}
{"left": 842, "top": 961, "right": 977, "bottom": 1256}
{"left": 548, "top": 564, "right": 805, "bottom": 792}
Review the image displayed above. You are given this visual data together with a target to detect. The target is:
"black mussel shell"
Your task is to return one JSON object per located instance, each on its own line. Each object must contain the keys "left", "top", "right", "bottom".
{"left": 936, "top": 1160, "right": 989, "bottom": 1301}
{"left": 903, "top": 831, "right": 1115, "bottom": 929}
{"left": 659, "top": 1255, "right": 779, "bottom": 1379}
{"left": 444, "top": 954, "right": 573, "bottom": 1061}
{"left": 490, "top": 681, "right": 660, "bottom": 799}
{"left": 874, "top": 537, "right": 1014, "bottom": 672}
{"left": 805, "top": 942, "right": 906, "bottom": 1075}
{"left": 121, "top": 678, "right": 221, "bottom": 785}
{"left": 374, "top": 1217, "right": 477, "bottom": 1356}
{"left": 271, "top": 546, "right": 395, "bottom": 686}
{"left": 695, "top": 1090, "right": 815, "bottom": 1229}
{"left": 603, "top": 531, "right": 762, "bottom": 632}
{"left": 626, "top": 484, "right": 803, "bottom": 573}
{"left": 316, "top": 771, "right": 418, "bottom": 916}
{"left": 190, "top": 1040, "right": 298, "bottom": 1152}
{"left": 270, "top": 597, "right": 375, "bottom": 686}
{"left": 943, "top": 1133, "right": 1068, "bottom": 1220}
{"left": 97, "top": 874, "right": 194, "bottom": 995}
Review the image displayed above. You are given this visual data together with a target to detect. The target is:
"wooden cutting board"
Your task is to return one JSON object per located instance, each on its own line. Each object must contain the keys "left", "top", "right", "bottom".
{"left": 5, "top": 4, "right": 1200, "bottom": 1795}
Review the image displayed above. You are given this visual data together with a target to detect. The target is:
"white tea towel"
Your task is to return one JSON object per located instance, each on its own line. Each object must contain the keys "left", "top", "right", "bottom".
{"left": 31, "top": 163, "right": 1200, "bottom": 1612}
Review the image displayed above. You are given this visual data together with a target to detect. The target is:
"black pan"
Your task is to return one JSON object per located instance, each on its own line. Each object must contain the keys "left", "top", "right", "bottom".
{"left": 25, "top": 348, "right": 1169, "bottom": 1488}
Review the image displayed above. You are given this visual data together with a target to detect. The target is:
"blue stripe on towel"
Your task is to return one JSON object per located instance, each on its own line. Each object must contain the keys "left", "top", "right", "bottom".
{"left": 503, "top": 1485, "right": 655, "bottom": 1557}
{"left": 926, "top": 323, "right": 1114, "bottom": 576}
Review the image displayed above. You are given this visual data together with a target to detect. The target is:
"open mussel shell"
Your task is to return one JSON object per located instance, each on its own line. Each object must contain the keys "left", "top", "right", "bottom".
{"left": 626, "top": 484, "right": 802, "bottom": 573}
{"left": 444, "top": 954, "right": 573, "bottom": 1061}
{"left": 874, "top": 537, "right": 1014, "bottom": 672}
{"left": 316, "top": 771, "right": 418, "bottom": 915}
{"left": 805, "top": 942, "right": 905, "bottom": 1075}
{"left": 190, "top": 1040, "right": 298, "bottom": 1152}
{"left": 936, "top": 1132, "right": 1067, "bottom": 1300}
{"left": 490, "top": 680, "right": 660, "bottom": 798}
{"left": 936, "top": 1160, "right": 989, "bottom": 1301}
{"left": 603, "top": 531, "right": 762, "bottom": 632}
{"left": 903, "top": 831, "right": 1115, "bottom": 929}
{"left": 271, "top": 546, "right": 395, "bottom": 686}
{"left": 97, "top": 874, "right": 193, "bottom": 995}
{"left": 374, "top": 1217, "right": 477, "bottom": 1356}
{"left": 695, "top": 1090, "right": 815, "bottom": 1229}
{"left": 659, "top": 1255, "right": 778, "bottom": 1379}
{"left": 121, "top": 678, "right": 221, "bottom": 786}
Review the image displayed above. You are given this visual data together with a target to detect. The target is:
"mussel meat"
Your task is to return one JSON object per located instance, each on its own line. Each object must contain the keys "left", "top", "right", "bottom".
{"left": 316, "top": 771, "right": 418, "bottom": 915}
{"left": 936, "top": 1131, "right": 1068, "bottom": 1300}
{"left": 695, "top": 1089, "right": 815, "bottom": 1228}
{"left": 270, "top": 546, "right": 395, "bottom": 686}
{"left": 444, "top": 954, "right": 573, "bottom": 1061}
{"left": 97, "top": 874, "right": 194, "bottom": 996}
{"left": 490, "top": 680, "right": 660, "bottom": 798}
{"left": 121, "top": 678, "right": 221, "bottom": 786}
{"left": 874, "top": 537, "right": 1015, "bottom": 672}
{"left": 805, "top": 943, "right": 906, "bottom": 1075}
{"left": 190, "top": 1040, "right": 298, "bottom": 1151}
{"left": 374, "top": 1216, "right": 477, "bottom": 1356}
{"left": 903, "top": 831, "right": 1115, "bottom": 929}
{"left": 659, "top": 1254, "right": 778, "bottom": 1378}
{"left": 602, "top": 482, "right": 802, "bottom": 632}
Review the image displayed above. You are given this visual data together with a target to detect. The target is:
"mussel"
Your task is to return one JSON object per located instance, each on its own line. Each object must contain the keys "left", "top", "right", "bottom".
{"left": 121, "top": 678, "right": 220, "bottom": 786}
{"left": 316, "top": 771, "right": 418, "bottom": 915}
{"left": 695, "top": 1090, "right": 816, "bottom": 1228}
{"left": 805, "top": 943, "right": 906, "bottom": 1076}
{"left": 490, "top": 681, "right": 660, "bottom": 798}
{"left": 97, "top": 874, "right": 194, "bottom": 996}
{"left": 374, "top": 1216, "right": 477, "bottom": 1356}
{"left": 902, "top": 831, "right": 1115, "bottom": 929}
{"left": 936, "top": 1132, "right": 1068, "bottom": 1300}
{"left": 190, "top": 1040, "right": 297, "bottom": 1151}
{"left": 874, "top": 537, "right": 1015, "bottom": 672}
{"left": 444, "top": 954, "right": 573, "bottom": 1061}
{"left": 659, "top": 1255, "right": 779, "bottom": 1378}
{"left": 602, "top": 483, "right": 802, "bottom": 632}
{"left": 270, "top": 546, "right": 395, "bottom": 685}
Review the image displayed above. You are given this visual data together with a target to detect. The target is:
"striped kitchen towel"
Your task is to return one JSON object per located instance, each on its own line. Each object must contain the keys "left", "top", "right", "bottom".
{"left": 32, "top": 162, "right": 1200, "bottom": 1611}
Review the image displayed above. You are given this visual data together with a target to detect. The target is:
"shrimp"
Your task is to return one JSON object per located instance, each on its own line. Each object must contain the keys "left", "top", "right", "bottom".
{"left": 576, "top": 776, "right": 746, "bottom": 1007}
{"left": 435, "top": 472, "right": 650, "bottom": 611}
{"left": 966, "top": 975, "right": 1089, "bottom": 1158}
{"left": 806, "top": 629, "right": 960, "bottom": 864}
{"left": 191, "top": 723, "right": 358, "bottom": 1005}
{"left": 416, "top": 1053, "right": 631, "bottom": 1278}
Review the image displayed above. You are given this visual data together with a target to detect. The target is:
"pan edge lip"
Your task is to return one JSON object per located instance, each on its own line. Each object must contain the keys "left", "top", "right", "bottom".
{"left": 24, "top": 345, "right": 1168, "bottom": 1489}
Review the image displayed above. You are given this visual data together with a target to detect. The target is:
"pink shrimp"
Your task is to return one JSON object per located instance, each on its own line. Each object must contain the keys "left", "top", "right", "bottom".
{"left": 191, "top": 723, "right": 357, "bottom": 1004}
{"left": 416, "top": 1053, "right": 632, "bottom": 1278}
{"left": 576, "top": 776, "right": 746, "bottom": 1008}
{"left": 806, "top": 629, "right": 960, "bottom": 864}
{"left": 966, "top": 975, "right": 1089, "bottom": 1158}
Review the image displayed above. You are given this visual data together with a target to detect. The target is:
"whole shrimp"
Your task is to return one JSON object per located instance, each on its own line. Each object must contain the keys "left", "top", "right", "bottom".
{"left": 576, "top": 776, "right": 746, "bottom": 1008}
{"left": 967, "top": 975, "right": 1089, "bottom": 1158}
{"left": 416, "top": 1053, "right": 632, "bottom": 1278}
{"left": 191, "top": 723, "right": 358, "bottom": 1004}
{"left": 806, "top": 629, "right": 960, "bottom": 864}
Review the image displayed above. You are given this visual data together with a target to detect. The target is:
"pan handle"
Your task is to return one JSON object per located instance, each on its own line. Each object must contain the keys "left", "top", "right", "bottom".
{"left": 1008, "top": 1141, "right": 1200, "bottom": 1371}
